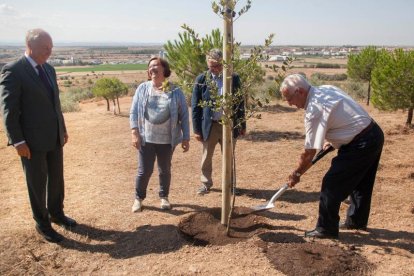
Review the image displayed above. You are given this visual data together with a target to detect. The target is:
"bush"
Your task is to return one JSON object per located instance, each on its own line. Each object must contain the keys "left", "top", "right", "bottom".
{"left": 251, "top": 79, "right": 281, "bottom": 102}
{"left": 315, "top": 63, "right": 341, "bottom": 69}
{"left": 67, "top": 87, "right": 94, "bottom": 102}
{"left": 60, "top": 92, "right": 80, "bottom": 112}
{"left": 338, "top": 81, "right": 367, "bottom": 100}
{"left": 59, "top": 88, "right": 94, "bottom": 113}
{"left": 311, "top": 72, "right": 347, "bottom": 81}
{"left": 62, "top": 80, "right": 72, "bottom": 87}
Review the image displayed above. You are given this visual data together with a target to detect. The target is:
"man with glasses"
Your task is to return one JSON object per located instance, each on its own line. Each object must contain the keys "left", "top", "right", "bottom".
{"left": 191, "top": 49, "right": 246, "bottom": 195}
{"left": 280, "top": 74, "right": 384, "bottom": 239}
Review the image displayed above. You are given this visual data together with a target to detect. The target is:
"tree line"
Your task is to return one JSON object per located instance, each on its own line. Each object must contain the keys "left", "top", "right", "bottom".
{"left": 347, "top": 46, "right": 414, "bottom": 126}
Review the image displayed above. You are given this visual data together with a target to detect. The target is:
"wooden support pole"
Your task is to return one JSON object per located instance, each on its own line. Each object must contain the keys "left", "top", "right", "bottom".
{"left": 221, "top": 0, "right": 234, "bottom": 225}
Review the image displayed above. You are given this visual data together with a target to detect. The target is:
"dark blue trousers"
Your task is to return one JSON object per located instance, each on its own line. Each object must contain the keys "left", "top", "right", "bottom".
{"left": 316, "top": 123, "right": 384, "bottom": 235}
{"left": 135, "top": 143, "right": 173, "bottom": 200}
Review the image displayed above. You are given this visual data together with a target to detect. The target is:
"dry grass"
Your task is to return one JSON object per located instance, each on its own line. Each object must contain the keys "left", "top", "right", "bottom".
{"left": 0, "top": 97, "right": 413, "bottom": 275}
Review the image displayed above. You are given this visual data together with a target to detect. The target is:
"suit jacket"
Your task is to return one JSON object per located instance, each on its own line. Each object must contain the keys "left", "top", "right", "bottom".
{"left": 191, "top": 71, "right": 246, "bottom": 141}
{"left": 0, "top": 56, "right": 66, "bottom": 151}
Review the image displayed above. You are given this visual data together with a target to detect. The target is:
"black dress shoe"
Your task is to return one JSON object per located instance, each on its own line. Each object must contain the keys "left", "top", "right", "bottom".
{"left": 51, "top": 215, "right": 77, "bottom": 228}
{"left": 35, "top": 225, "right": 63, "bottom": 243}
{"left": 339, "top": 222, "right": 367, "bottom": 231}
{"left": 304, "top": 229, "right": 338, "bottom": 239}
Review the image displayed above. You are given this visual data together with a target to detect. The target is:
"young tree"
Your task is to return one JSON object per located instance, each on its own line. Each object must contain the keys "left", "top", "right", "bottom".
{"left": 164, "top": 28, "right": 222, "bottom": 100}
{"left": 347, "top": 46, "right": 379, "bottom": 105}
{"left": 167, "top": 0, "right": 291, "bottom": 226}
{"left": 164, "top": 26, "right": 265, "bottom": 104}
{"left": 371, "top": 49, "right": 414, "bottom": 126}
{"left": 92, "top": 77, "right": 128, "bottom": 115}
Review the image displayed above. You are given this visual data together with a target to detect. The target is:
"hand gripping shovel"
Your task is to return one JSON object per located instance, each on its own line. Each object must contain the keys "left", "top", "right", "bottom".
{"left": 251, "top": 145, "right": 334, "bottom": 213}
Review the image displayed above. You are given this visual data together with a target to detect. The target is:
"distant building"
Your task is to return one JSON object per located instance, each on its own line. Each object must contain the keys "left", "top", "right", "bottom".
{"left": 159, "top": 50, "right": 165, "bottom": 58}
{"left": 268, "top": 55, "right": 288, "bottom": 61}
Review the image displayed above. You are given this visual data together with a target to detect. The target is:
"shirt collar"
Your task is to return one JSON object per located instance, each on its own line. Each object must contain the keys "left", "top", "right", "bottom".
{"left": 304, "top": 86, "right": 314, "bottom": 109}
{"left": 210, "top": 72, "right": 222, "bottom": 80}
{"left": 24, "top": 53, "right": 39, "bottom": 69}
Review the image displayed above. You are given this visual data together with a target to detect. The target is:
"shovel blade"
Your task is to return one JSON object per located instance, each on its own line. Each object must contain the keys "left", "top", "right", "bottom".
{"left": 251, "top": 203, "right": 275, "bottom": 212}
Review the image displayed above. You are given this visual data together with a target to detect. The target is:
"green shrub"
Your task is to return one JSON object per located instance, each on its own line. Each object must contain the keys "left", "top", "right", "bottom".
{"left": 338, "top": 81, "right": 367, "bottom": 100}
{"left": 315, "top": 63, "right": 341, "bottom": 69}
{"left": 68, "top": 87, "right": 94, "bottom": 102}
{"left": 60, "top": 92, "right": 80, "bottom": 112}
{"left": 59, "top": 88, "right": 94, "bottom": 113}
{"left": 311, "top": 72, "right": 347, "bottom": 81}
{"left": 251, "top": 79, "right": 281, "bottom": 101}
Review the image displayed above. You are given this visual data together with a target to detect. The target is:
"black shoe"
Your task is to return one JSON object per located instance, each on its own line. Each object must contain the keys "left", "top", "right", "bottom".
{"left": 35, "top": 225, "right": 63, "bottom": 243}
{"left": 304, "top": 229, "right": 338, "bottom": 239}
{"left": 51, "top": 215, "right": 77, "bottom": 228}
{"left": 339, "top": 222, "right": 367, "bottom": 231}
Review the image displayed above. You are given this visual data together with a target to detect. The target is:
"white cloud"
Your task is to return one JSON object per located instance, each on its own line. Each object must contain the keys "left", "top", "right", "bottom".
{"left": 0, "top": 3, "right": 18, "bottom": 16}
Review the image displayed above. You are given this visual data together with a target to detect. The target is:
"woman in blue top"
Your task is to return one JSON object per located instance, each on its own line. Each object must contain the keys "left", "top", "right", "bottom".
{"left": 130, "top": 57, "right": 190, "bottom": 212}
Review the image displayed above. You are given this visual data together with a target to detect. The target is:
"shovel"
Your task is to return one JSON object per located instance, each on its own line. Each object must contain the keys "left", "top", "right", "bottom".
{"left": 250, "top": 145, "right": 334, "bottom": 213}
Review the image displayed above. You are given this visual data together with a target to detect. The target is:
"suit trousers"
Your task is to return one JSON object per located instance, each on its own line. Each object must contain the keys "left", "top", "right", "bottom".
{"left": 200, "top": 122, "right": 223, "bottom": 187}
{"left": 135, "top": 142, "right": 173, "bottom": 199}
{"left": 21, "top": 144, "right": 65, "bottom": 228}
{"left": 316, "top": 123, "right": 384, "bottom": 234}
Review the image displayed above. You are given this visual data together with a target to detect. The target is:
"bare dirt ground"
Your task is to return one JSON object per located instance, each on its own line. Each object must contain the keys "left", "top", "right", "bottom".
{"left": 0, "top": 96, "right": 413, "bottom": 275}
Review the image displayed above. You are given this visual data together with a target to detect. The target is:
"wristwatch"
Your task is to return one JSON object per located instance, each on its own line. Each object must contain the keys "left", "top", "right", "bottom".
{"left": 294, "top": 171, "right": 301, "bottom": 177}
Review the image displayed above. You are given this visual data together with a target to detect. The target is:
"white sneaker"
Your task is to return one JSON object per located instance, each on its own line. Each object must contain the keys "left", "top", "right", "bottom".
{"left": 131, "top": 199, "right": 143, "bottom": 212}
{"left": 160, "top": 198, "right": 171, "bottom": 210}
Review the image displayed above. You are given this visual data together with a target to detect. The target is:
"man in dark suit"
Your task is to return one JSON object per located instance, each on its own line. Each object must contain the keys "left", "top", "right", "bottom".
{"left": 0, "top": 29, "right": 76, "bottom": 243}
{"left": 191, "top": 49, "right": 246, "bottom": 195}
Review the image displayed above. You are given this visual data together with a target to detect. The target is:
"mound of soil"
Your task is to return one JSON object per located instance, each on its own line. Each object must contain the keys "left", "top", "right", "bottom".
{"left": 178, "top": 207, "right": 271, "bottom": 246}
{"left": 179, "top": 208, "right": 372, "bottom": 275}
{"left": 264, "top": 243, "right": 372, "bottom": 276}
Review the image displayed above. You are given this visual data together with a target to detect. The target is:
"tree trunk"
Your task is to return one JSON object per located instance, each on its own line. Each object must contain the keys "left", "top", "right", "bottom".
{"left": 104, "top": 97, "right": 110, "bottom": 111}
{"left": 407, "top": 107, "right": 413, "bottom": 126}
{"left": 366, "top": 80, "right": 371, "bottom": 106}
{"left": 116, "top": 97, "right": 121, "bottom": 115}
{"left": 112, "top": 99, "right": 116, "bottom": 115}
{"left": 221, "top": 0, "right": 233, "bottom": 225}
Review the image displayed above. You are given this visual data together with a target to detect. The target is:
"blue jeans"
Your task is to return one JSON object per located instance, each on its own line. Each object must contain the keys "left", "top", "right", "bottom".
{"left": 135, "top": 143, "right": 173, "bottom": 200}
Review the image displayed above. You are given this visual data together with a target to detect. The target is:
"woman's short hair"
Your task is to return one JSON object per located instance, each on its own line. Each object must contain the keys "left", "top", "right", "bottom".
{"left": 147, "top": 57, "right": 171, "bottom": 80}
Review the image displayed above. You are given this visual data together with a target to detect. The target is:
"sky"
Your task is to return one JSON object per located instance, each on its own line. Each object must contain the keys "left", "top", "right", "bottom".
{"left": 0, "top": 0, "right": 413, "bottom": 46}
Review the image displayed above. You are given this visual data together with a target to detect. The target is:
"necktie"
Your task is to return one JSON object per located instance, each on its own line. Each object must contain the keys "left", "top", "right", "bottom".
{"left": 36, "top": 64, "right": 54, "bottom": 102}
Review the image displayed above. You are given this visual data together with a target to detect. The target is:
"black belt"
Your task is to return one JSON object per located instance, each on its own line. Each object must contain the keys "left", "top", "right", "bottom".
{"left": 350, "top": 120, "right": 375, "bottom": 143}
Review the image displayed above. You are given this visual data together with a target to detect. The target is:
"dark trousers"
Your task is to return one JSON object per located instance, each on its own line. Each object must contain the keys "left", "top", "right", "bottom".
{"left": 135, "top": 143, "right": 173, "bottom": 200}
{"left": 21, "top": 145, "right": 65, "bottom": 229}
{"left": 316, "top": 123, "right": 384, "bottom": 234}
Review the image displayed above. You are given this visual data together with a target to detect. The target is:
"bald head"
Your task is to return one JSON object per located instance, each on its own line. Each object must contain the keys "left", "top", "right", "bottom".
{"left": 25, "top": 28, "right": 53, "bottom": 65}
{"left": 280, "top": 74, "right": 312, "bottom": 109}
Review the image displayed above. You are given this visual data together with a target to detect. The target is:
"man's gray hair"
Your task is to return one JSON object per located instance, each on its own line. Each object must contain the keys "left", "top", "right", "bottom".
{"left": 26, "top": 28, "right": 50, "bottom": 45}
{"left": 280, "top": 74, "right": 310, "bottom": 93}
{"left": 206, "top": 48, "right": 223, "bottom": 63}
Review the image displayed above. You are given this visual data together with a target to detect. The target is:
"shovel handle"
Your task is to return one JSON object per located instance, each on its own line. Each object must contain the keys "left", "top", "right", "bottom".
{"left": 268, "top": 183, "right": 289, "bottom": 205}
{"left": 267, "top": 146, "right": 335, "bottom": 206}
{"left": 311, "top": 145, "right": 334, "bottom": 164}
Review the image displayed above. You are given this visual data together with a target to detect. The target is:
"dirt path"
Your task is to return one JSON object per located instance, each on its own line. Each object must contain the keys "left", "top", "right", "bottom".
{"left": 0, "top": 97, "right": 413, "bottom": 275}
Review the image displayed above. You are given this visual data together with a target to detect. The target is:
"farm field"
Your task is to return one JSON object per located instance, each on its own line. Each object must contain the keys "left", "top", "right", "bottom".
{"left": 55, "top": 63, "right": 147, "bottom": 73}
{"left": 0, "top": 94, "right": 413, "bottom": 275}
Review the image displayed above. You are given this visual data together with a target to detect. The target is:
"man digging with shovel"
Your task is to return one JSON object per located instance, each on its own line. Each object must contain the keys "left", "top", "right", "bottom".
{"left": 280, "top": 74, "right": 384, "bottom": 239}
